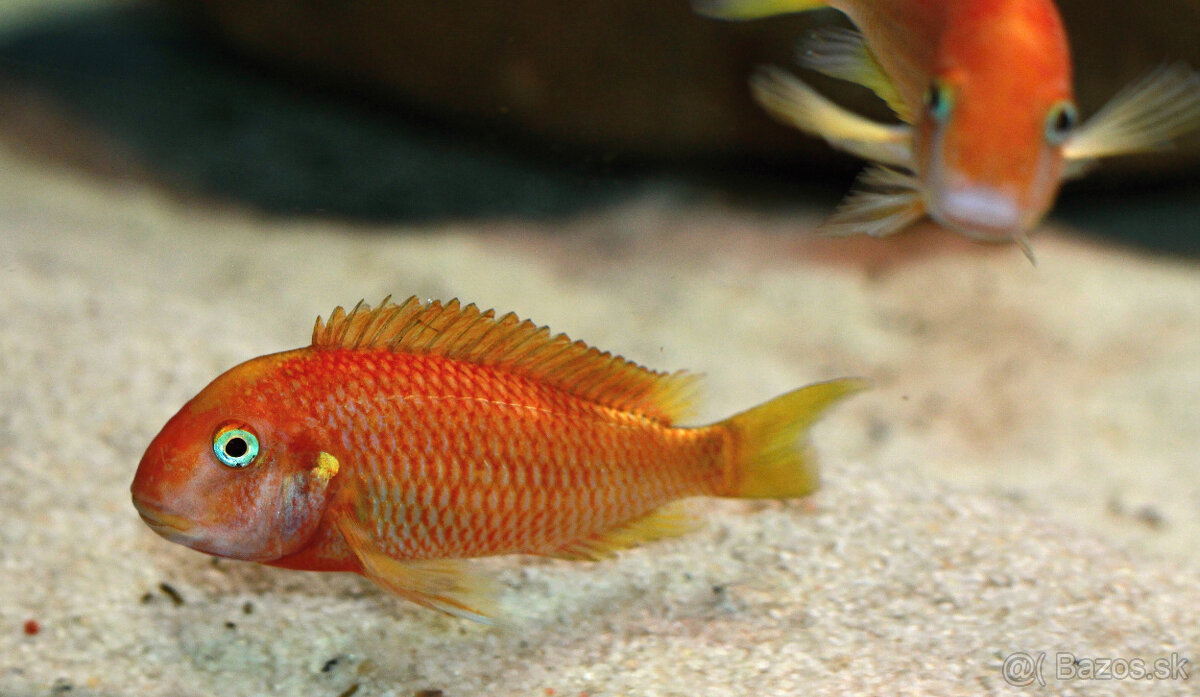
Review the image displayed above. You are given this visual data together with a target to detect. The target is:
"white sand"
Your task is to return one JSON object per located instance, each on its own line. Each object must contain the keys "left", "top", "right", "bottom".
{"left": 2, "top": 144, "right": 1198, "bottom": 697}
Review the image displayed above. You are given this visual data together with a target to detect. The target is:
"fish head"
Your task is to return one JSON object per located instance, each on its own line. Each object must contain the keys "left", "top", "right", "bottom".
{"left": 914, "top": 0, "right": 1075, "bottom": 243}
{"left": 131, "top": 351, "right": 335, "bottom": 563}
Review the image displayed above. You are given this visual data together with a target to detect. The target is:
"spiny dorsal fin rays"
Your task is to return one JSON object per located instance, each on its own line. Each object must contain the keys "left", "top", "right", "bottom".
{"left": 312, "top": 297, "right": 699, "bottom": 424}
{"left": 1064, "top": 63, "right": 1200, "bottom": 163}
{"left": 817, "top": 166, "right": 927, "bottom": 238}
{"left": 797, "top": 27, "right": 913, "bottom": 123}
{"left": 751, "top": 66, "right": 914, "bottom": 168}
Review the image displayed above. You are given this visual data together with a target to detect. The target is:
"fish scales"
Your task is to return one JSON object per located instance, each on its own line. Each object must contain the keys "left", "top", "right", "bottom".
{"left": 132, "top": 297, "right": 861, "bottom": 621}
{"left": 271, "top": 349, "right": 723, "bottom": 560}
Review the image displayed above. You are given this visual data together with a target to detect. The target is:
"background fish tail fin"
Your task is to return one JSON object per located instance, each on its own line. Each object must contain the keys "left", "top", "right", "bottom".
{"left": 692, "top": 0, "right": 828, "bottom": 20}
{"left": 719, "top": 379, "right": 864, "bottom": 498}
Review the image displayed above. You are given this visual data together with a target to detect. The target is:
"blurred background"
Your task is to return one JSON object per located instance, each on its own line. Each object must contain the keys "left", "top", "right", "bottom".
{"left": 1, "top": 0, "right": 1198, "bottom": 252}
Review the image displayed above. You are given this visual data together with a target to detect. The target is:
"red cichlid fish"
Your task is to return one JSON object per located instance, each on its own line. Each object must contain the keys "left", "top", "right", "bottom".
{"left": 695, "top": 0, "right": 1200, "bottom": 259}
{"left": 131, "top": 297, "right": 861, "bottom": 622}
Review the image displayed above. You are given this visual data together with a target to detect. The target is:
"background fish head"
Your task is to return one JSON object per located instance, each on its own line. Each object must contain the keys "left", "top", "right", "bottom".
{"left": 917, "top": 0, "right": 1074, "bottom": 242}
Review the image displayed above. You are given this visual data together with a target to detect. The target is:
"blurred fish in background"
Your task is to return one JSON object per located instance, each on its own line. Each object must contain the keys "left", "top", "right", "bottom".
{"left": 0, "top": 0, "right": 1198, "bottom": 252}
{"left": 694, "top": 0, "right": 1200, "bottom": 260}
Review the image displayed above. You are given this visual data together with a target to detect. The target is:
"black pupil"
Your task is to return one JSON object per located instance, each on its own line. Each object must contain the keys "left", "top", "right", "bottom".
{"left": 1054, "top": 108, "right": 1074, "bottom": 134}
{"left": 926, "top": 85, "right": 941, "bottom": 110}
{"left": 224, "top": 437, "right": 248, "bottom": 458}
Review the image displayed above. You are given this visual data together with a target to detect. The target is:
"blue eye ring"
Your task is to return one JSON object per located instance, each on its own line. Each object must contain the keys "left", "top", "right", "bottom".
{"left": 1044, "top": 100, "right": 1078, "bottom": 146}
{"left": 925, "top": 80, "right": 954, "bottom": 123}
{"left": 213, "top": 426, "right": 259, "bottom": 468}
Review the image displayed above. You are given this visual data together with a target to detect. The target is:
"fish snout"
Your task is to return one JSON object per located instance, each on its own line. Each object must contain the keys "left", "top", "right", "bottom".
{"left": 931, "top": 187, "right": 1023, "bottom": 241}
{"left": 132, "top": 496, "right": 195, "bottom": 539}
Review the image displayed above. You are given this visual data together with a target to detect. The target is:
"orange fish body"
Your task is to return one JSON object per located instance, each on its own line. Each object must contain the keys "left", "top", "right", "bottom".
{"left": 132, "top": 297, "right": 860, "bottom": 621}
{"left": 697, "top": 0, "right": 1200, "bottom": 256}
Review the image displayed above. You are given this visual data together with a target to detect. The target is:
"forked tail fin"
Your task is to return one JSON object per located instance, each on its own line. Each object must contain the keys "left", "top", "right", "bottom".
{"left": 719, "top": 378, "right": 865, "bottom": 498}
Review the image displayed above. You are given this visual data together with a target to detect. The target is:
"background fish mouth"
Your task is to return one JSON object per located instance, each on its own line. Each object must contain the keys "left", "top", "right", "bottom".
{"left": 923, "top": 174, "right": 1029, "bottom": 241}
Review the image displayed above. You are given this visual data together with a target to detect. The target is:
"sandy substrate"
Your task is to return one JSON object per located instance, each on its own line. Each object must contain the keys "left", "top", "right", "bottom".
{"left": 2, "top": 144, "right": 1199, "bottom": 697}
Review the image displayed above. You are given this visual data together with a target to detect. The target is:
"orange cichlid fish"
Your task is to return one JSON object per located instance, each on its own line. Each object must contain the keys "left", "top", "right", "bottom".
{"left": 695, "top": 0, "right": 1200, "bottom": 259}
{"left": 131, "top": 296, "right": 862, "bottom": 623}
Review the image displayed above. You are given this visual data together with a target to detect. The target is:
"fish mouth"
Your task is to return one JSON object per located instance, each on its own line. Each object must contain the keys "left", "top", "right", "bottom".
{"left": 932, "top": 187, "right": 1024, "bottom": 241}
{"left": 133, "top": 499, "right": 195, "bottom": 537}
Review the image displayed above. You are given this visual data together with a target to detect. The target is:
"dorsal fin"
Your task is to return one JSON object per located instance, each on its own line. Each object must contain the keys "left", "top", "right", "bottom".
{"left": 312, "top": 296, "right": 699, "bottom": 424}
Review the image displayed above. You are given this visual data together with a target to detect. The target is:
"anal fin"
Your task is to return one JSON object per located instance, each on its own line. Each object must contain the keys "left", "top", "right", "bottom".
{"left": 335, "top": 515, "right": 500, "bottom": 624}
{"left": 547, "top": 503, "right": 698, "bottom": 562}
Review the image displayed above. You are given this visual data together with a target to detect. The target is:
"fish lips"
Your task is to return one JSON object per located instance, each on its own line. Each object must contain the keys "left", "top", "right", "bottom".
{"left": 928, "top": 186, "right": 1026, "bottom": 241}
{"left": 132, "top": 497, "right": 196, "bottom": 542}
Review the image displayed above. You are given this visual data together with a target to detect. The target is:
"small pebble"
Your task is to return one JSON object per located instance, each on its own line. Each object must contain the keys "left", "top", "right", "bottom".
{"left": 158, "top": 582, "right": 184, "bottom": 606}
{"left": 1134, "top": 505, "right": 1165, "bottom": 529}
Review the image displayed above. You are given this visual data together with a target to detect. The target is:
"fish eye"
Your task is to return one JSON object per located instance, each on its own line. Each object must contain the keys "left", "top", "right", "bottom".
{"left": 213, "top": 425, "right": 259, "bottom": 468}
{"left": 1044, "top": 101, "right": 1079, "bottom": 145}
{"left": 924, "top": 81, "right": 954, "bottom": 123}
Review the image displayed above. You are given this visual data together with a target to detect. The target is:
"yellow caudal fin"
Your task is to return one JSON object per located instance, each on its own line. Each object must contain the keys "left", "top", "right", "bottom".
{"left": 720, "top": 378, "right": 865, "bottom": 498}
{"left": 692, "top": 0, "right": 828, "bottom": 20}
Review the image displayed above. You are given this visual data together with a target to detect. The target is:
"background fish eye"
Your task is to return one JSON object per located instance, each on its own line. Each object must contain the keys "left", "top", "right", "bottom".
{"left": 924, "top": 81, "right": 954, "bottom": 123}
{"left": 1044, "top": 101, "right": 1079, "bottom": 145}
{"left": 213, "top": 426, "right": 259, "bottom": 468}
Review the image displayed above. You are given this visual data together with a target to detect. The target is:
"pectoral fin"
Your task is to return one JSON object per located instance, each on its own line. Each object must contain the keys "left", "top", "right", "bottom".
{"left": 751, "top": 66, "right": 913, "bottom": 168}
{"left": 1064, "top": 63, "right": 1200, "bottom": 163}
{"left": 797, "top": 28, "right": 913, "bottom": 123}
{"left": 335, "top": 514, "right": 499, "bottom": 624}
{"left": 818, "top": 166, "right": 927, "bottom": 238}
{"left": 312, "top": 452, "right": 340, "bottom": 484}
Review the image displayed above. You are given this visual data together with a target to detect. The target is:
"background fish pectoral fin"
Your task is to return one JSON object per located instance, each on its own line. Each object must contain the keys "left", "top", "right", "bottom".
{"left": 546, "top": 504, "right": 697, "bottom": 561}
{"left": 751, "top": 66, "right": 913, "bottom": 168}
{"left": 818, "top": 166, "right": 927, "bottom": 238}
{"left": 335, "top": 515, "right": 500, "bottom": 624}
{"left": 797, "top": 27, "right": 913, "bottom": 123}
{"left": 1064, "top": 63, "right": 1200, "bottom": 161}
